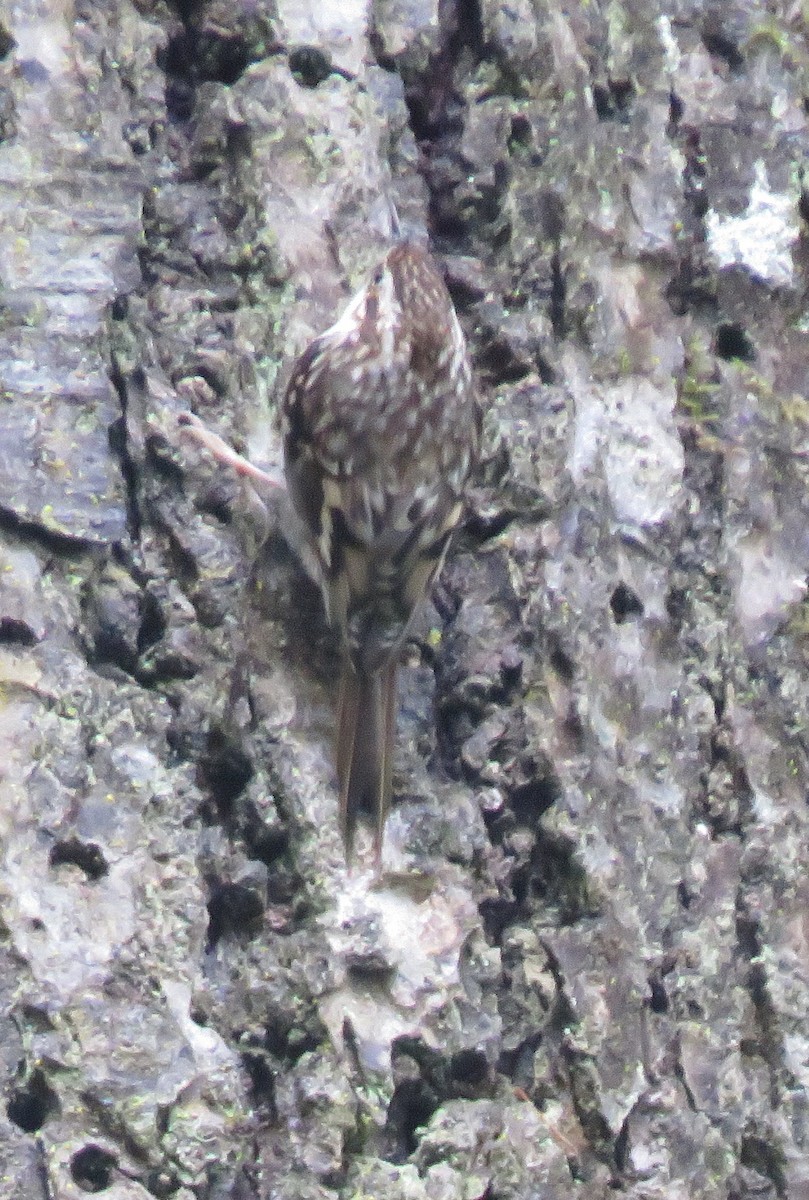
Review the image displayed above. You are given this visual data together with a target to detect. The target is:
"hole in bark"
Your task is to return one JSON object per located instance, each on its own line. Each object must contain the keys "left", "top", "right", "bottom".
{"left": 206, "top": 881, "right": 265, "bottom": 947}
{"left": 6, "top": 1070, "right": 59, "bottom": 1132}
{"left": 450, "top": 1049, "right": 489, "bottom": 1090}
{"left": 265, "top": 866, "right": 300, "bottom": 914}
{"left": 161, "top": 28, "right": 194, "bottom": 77}
{"left": 669, "top": 90, "right": 683, "bottom": 126}
{"left": 70, "top": 1145, "right": 117, "bottom": 1193}
{"left": 702, "top": 30, "right": 744, "bottom": 71}
{"left": 0, "top": 616, "right": 38, "bottom": 646}
{"left": 715, "top": 322, "right": 755, "bottom": 362}
{"left": 510, "top": 774, "right": 559, "bottom": 824}
{"left": 740, "top": 1134, "right": 786, "bottom": 1195}
{"left": 165, "top": 77, "right": 195, "bottom": 122}
{"left": 49, "top": 838, "right": 109, "bottom": 881}
{"left": 528, "top": 832, "right": 600, "bottom": 923}
{"left": 239, "top": 800, "right": 290, "bottom": 868}
{"left": 609, "top": 79, "right": 634, "bottom": 111}
{"left": 548, "top": 641, "right": 575, "bottom": 682}
{"left": 594, "top": 83, "right": 611, "bottom": 118}
{"left": 347, "top": 960, "right": 397, "bottom": 986}
{"left": 478, "top": 897, "right": 517, "bottom": 944}
{"left": 562, "top": 703, "right": 584, "bottom": 747}
{"left": 665, "top": 261, "right": 717, "bottom": 316}
{"left": 593, "top": 78, "right": 634, "bottom": 121}
{"left": 457, "top": 0, "right": 484, "bottom": 53}
{"left": 736, "top": 913, "right": 762, "bottom": 960}
{"left": 692, "top": 189, "right": 709, "bottom": 216}
{"left": 385, "top": 1078, "right": 439, "bottom": 1159}
{"left": 289, "top": 45, "right": 333, "bottom": 87}
{"left": 241, "top": 1051, "right": 278, "bottom": 1119}
{"left": 166, "top": 0, "right": 203, "bottom": 18}
{"left": 106, "top": 413, "right": 142, "bottom": 546}
{"left": 195, "top": 33, "right": 252, "bottom": 84}
{"left": 665, "top": 586, "right": 688, "bottom": 626}
{"left": 195, "top": 484, "right": 236, "bottom": 526}
{"left": 142, "top": 1168, "right": 181, "bottom": 1199}
{"left": 508, "top": 114, "right": 532, "bottom": 151}
{"left": 648, "top": 973, "right": 669, "bottom": 1014}
{"left": 610, "top": 583, "right": 644, "bottom": 624}
{"left": 0, "top": 25, "right": 14, "bottom": 58}
{"left": 476, "top": 338, "right": 533, "bottom": 384}
{"left": 199, "top": 727, "right": 254, "bottom": 816}
{"left": 160, "top": 30, "right": 200, "bottom": 120}
{"left": 562, "top": 1043, "right": 614, "bottom": 1154}
{"left": 497, "top": 1033, "right": 543, "bottom": 1089}
{"left": 549, "top": 250, "right": 566, "bottom": 336}
{"left": 136, "top": 592, "right": 166, "bottom": 653}
{"left": 263, "top": 1017, "right": 321, "bottom": 1063}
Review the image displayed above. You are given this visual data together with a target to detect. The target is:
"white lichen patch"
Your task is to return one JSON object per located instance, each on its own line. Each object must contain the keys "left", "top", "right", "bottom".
{"left": 319, "top": 869, "right": 482, "bottom": 1079}
{"left": 706, "top": 161, "right": 799, "bottom": 288}
{"left": 569, "top": 370, "right": 684, "bottom": 527}
{"left": 731, "top": 531, "right": 807, "bottom": 645}
{"left": 274, "top": 0, "right": 369, "bottom": 78}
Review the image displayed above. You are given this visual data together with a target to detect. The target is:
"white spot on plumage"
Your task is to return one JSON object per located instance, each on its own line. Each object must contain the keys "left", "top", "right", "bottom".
{"left": 377, "top": 267, "right": 397, "bottom": 363}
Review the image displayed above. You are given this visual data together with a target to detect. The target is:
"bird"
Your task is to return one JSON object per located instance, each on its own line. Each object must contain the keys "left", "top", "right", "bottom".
{"left": 280, "top": 239, "right": 480, "bottom": 862}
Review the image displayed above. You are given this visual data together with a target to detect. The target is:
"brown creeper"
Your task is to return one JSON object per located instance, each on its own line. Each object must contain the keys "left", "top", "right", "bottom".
{"left": 281, "top": 240, "right": 480, "bottom": 861}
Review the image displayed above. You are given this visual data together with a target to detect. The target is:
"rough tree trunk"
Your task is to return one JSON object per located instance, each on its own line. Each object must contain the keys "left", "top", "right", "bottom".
{"left": 1, "top": 1, "right": 808, "bottom": 1197}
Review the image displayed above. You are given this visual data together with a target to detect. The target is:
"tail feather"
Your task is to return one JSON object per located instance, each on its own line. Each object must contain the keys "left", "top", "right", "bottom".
{"left": 377, "top": 661, "right": 397, "bottom": 856}
{"left": 337, "top": 662, "right": 397, "bottom": 863}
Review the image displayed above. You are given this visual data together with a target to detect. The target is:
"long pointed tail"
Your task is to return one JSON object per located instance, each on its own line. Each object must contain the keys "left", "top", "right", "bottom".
{"left": 337, "top": 661, "right": 397, "bottom": 862}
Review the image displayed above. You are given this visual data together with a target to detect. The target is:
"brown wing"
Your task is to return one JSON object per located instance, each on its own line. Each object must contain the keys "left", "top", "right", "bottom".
{"left": 280, "top": 241, "right": 479, "bottom": 858}
{"left": 284, "top": 348, "right": 473, "bottom": 661}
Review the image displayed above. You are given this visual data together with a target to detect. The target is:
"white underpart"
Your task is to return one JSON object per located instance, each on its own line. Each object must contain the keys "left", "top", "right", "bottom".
{"left": 323, "top": 284, "right": 369, "bottom": 345}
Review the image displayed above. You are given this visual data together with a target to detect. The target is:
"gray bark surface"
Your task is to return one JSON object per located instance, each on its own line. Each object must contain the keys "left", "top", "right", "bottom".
{"left": 0, "top": 1, "right": 808, "bottom": 1197}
